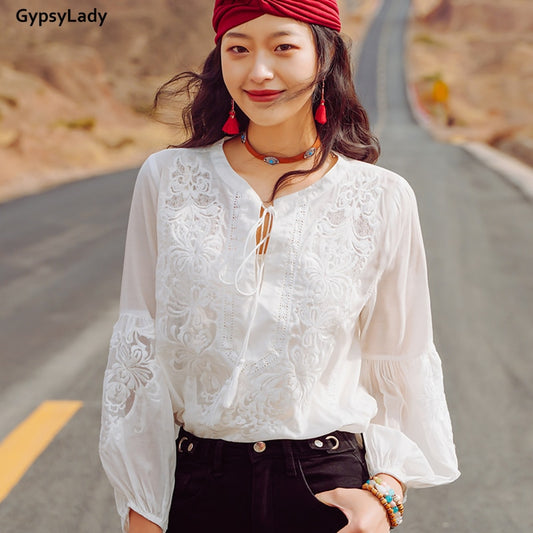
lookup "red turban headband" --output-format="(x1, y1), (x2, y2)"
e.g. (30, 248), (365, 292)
(212, 0), (341, 43)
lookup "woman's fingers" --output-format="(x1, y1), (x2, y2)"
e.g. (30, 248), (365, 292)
(315, 489), (342, 507)
(314, 488), (390, 533)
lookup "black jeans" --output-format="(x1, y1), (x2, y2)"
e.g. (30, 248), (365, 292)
(167, 428), (369, 533)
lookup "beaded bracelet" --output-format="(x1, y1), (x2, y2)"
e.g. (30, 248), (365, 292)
(362, 476), (404, 528)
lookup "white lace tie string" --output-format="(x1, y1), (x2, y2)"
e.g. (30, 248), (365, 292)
(221, 283), (261, 408)
(219, 204), (275, 296)
(218, 204), (275, 409)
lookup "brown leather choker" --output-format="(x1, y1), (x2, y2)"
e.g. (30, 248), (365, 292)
(241, 132), (321, 165)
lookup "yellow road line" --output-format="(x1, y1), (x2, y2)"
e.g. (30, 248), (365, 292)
(0, 400), (83, 503)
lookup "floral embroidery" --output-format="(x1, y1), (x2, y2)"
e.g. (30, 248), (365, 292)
(150, 150), (391, 436)
(101, 313), (158, 440)
(283, 170), (384, 406)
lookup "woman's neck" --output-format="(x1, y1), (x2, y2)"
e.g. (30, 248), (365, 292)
(246, 116), (318, 158)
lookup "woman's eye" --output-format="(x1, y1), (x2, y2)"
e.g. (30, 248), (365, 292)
(275, 44), (294, 52)
(230, 45), (248, 54)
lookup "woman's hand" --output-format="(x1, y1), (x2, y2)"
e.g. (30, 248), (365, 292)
(315, 474), (403, 533)
(129, 509), (162, 533)
(315, 487), (390, 533)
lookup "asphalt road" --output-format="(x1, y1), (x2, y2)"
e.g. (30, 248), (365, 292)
(0, 170), (131, 532)
(357, 1), (533, 531)
(1, 0), (532, 531)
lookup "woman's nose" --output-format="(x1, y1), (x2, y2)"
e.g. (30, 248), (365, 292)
(249, 53), (274, 83)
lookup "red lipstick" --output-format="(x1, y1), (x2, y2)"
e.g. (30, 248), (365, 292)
(245, 90), (283, 102)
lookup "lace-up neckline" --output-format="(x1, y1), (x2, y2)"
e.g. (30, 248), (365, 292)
(256, 205), (273, 254)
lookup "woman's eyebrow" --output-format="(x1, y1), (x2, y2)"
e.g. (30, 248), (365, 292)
(225, 31), (250, 39)
(270, 30), (298, 37)
(224, 30), (299, 39)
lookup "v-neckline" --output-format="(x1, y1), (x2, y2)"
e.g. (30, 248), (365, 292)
(212, 138), (342, 207)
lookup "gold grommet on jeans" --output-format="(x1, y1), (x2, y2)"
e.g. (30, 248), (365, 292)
(325, 435), (340, 450)
(178, 436), (189, 453)
(253, 441), (267, 453)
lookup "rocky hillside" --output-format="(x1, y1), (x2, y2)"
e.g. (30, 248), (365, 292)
(0, 0), (214, 202)
(0, 0), (376, 203)
(408, 0), (533, 166)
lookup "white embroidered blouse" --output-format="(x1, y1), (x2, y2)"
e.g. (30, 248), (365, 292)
(99, 139), (459, 532)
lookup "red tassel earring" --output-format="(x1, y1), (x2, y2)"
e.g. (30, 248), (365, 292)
(222, 99), (240, 135)
(314, 80), (327, 125)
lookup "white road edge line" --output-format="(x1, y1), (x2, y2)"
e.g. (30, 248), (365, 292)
(403, 3), (533, 201)
(461, 142), (533, 200)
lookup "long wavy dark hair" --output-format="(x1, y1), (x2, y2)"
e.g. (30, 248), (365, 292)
(154, 25), (380, 202)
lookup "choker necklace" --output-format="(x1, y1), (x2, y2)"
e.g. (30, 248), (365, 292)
(241, 132), (321, 166)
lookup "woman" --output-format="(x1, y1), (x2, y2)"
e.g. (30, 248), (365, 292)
(99, 1), (460, 532)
